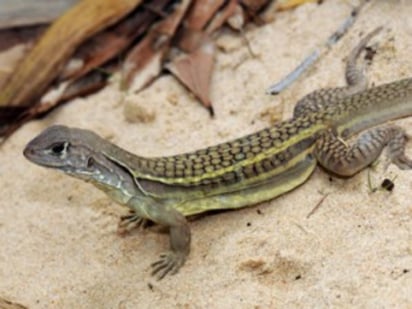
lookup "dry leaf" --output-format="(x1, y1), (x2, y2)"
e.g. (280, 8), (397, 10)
(0, 0), (143, 109)
(206, 0), (238, 34)
(0, 66), (114, 140)
(241, 0), (272, 13)
(56, 68), (113, 103)
(177, 0), (225, 52)
(166, 40), (216, 116)
(276, 0), (318, 11)
(240, 0), (273, 25)
(122, 0), (192, 90)
(185, 0), (226, 30)
(0, 26), (45, 53)
(0, 45), (28, 90)
(227, 4), (247, 30)
(0, 0), (274, 142)
(60, 0), (171, 81)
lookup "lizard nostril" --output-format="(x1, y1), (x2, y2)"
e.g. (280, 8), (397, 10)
(23, 146), (34, 158)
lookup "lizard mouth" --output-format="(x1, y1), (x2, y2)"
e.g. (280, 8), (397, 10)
(23, 141), (60, 168)
(23, 143), (37, 161)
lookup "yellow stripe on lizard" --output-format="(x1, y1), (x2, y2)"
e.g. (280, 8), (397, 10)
(23, 28), (412, 279)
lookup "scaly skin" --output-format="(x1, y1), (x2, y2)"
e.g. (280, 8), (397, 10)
(23, 29), (412, 279)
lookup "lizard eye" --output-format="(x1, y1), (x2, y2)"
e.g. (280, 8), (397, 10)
(50, 142), (68, 155)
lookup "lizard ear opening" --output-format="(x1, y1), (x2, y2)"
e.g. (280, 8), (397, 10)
(87, 157), (95, 168)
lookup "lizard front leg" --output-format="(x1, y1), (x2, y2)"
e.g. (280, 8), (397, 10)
(117, 210), (150, 235)
(127, 197), (191, 280)
(315, 126), (412, 176)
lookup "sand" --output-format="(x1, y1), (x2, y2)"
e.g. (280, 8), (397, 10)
(0, 1), (411, 308)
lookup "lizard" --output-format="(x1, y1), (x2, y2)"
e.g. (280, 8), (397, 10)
(23, 28), (412, 279)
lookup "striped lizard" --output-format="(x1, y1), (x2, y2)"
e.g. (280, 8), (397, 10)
(23, 28), (412, 279)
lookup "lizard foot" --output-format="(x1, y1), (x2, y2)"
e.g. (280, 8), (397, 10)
(117, 210), (149, 235)
(387, 128), (412, 170)
(151, 251), (186, 280)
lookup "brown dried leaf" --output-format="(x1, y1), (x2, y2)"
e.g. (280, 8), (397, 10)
(177, 0), (226, 52)
(0, 26), (45, 53)
(0, 27), (45, 93)
(227, 4), (246, 31)
(60, 0), (171, 81)
(206, 0), (238, 34)
(166, 40), (216, 116)
(185, 0), (226, 30)
(122, 0), (192, 90)
(57, 69), (113, 103)
(43, 62), (117, 113)
(177, 28), (209, 53)
(0, 0), (143, 108)
(276, 0), (318, 11)
(0, 64), (114, 140)
(0, 106), (26, 122)
(241, 0), (272, 13)
(0, 45), (28, 91)
(240, 0), (273, 25)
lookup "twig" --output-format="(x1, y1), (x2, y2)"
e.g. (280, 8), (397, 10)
(306, 193), (329, 219)
(266, 0), (369, 95)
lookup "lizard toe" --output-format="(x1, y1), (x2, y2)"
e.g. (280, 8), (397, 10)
(151, 251), (185, 280)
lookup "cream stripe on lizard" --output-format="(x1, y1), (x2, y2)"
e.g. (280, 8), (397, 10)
(23, 28), (412, 279)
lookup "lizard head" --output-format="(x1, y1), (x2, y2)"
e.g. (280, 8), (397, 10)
(23, 125), (104, 180)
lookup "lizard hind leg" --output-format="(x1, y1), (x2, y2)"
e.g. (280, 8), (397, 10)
(385, 127), (412, 170)
(344, 26), (383, 92)
(315, 126), (412, 177)
(293, 27), (382, 118)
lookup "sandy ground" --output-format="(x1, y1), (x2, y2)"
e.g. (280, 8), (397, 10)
(1, 1), (412, 308)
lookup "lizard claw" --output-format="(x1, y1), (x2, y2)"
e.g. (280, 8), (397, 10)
(117, 211), (149, 235)
(151, 251), (185, 280)
(387, 128), (412, 170)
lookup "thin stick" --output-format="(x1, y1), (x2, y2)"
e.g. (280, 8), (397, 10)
(266, 0), (369, 95)
(306, 193), (329, 219)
